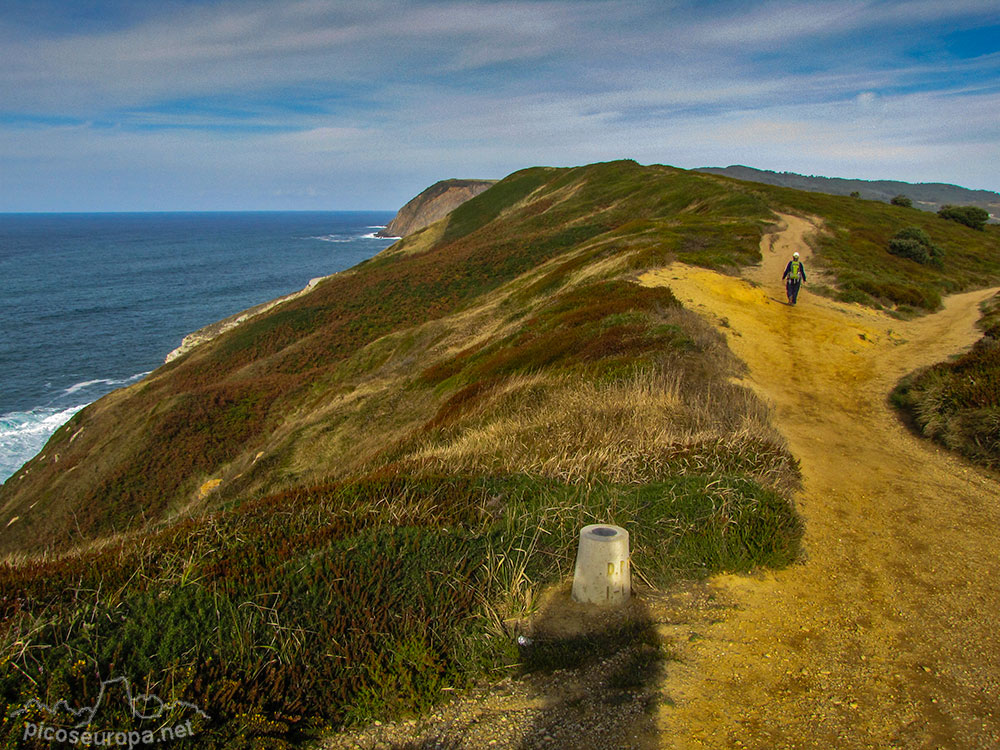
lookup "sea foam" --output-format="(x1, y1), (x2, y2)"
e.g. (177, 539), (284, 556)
(309, 235), (355, 243)
(0, 372), (150, 484)
(62, 378), (120, 397)
(310, 231), (397, 242)
(0, 405), (87, 483)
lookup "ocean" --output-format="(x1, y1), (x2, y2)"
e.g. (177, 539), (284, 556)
(0, 211), (397, 483)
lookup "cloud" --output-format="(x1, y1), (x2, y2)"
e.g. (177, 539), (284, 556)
(1, 0), (998, 209)
(0, 1), (613, 114)
(679, 0), (997, 48)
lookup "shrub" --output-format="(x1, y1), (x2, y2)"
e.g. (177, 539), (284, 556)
(888, 226), (944, 266)
(892, 293), (1000, 469)
(888, 238), (931, 264)
(938, 205), (989, 231)
(890, 194), (912, 208)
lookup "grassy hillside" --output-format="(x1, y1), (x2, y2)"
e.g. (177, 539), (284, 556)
(2, 159), (998, 747)
(0, 160), (779, 553)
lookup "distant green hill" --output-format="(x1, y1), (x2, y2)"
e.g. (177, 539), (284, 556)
(698, 165), (1000, 218)
(2, 159), (999, 747)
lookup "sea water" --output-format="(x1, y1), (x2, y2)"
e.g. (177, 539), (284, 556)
(0, 211), (397, 483)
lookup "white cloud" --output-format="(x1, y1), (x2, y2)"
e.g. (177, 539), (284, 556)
(0, 1), (615, 114)
(1, 0), (998, 209)
(681, 0), (998, 49)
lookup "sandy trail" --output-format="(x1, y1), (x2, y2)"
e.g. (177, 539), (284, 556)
(639, 215), (1000, 749)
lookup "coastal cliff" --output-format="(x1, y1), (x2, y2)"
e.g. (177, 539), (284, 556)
(377, 178), (496, 237)
(5, 161), (1000, 555)
(160, 179), (496, 363)
(160, 179), (494, 365)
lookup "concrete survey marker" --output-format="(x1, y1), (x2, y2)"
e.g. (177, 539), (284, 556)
(571, 524), (631, 605)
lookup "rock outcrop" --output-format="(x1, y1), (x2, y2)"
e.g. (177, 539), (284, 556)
(377, 179), (496, 238)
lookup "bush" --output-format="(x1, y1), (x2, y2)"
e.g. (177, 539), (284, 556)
(890, 194), (912, 208)
(938, 205), (989, 231)
(888, 226), (944, 266)
(891, 293), (1000, 469)
(888, 238), (930, 264)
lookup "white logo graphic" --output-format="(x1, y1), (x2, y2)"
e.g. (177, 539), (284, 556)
(9, 676), (210, 746)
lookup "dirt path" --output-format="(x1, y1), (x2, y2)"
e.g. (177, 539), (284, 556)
(639, 214), (1000, 749)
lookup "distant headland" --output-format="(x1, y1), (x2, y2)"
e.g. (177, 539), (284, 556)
(376, 178), (497, 238)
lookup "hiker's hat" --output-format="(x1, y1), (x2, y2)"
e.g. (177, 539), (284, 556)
(793, 252), (799, 258)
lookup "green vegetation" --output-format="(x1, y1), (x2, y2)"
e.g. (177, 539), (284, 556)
(891, 194), (913, 208)
(938, 205), (990, 231)
(891, 292), (1000, 469)
(699, 174), (1000, 311)
(888, 226), (944, 267)
(0, 160), (779, 553)
(0, 160), (805, 748)
(0, 472), (800, 748)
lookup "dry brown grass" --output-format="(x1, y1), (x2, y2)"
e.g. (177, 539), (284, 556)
(198, 238), (797, 504)
(409, 367), (796, 492)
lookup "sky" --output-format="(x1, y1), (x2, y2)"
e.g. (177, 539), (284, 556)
(1, 0), (998, 212)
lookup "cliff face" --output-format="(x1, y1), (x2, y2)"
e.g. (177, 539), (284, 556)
(377, 178), (497, 237)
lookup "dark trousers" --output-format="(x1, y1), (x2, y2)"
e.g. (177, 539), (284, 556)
(786, 279), (801, 304)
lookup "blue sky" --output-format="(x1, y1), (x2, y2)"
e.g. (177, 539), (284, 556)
(1, 0), (998, 211)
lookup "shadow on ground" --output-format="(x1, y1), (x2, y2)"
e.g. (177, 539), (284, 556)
(510, 585), (666, 750)
(395, 583), (668, 749)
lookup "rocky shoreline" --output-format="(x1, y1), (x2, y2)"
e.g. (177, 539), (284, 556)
(164, 274), (329, 363)
(166, 180), (497, 364)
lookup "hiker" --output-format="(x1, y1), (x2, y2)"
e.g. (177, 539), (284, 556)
(782, 252), (806, 305)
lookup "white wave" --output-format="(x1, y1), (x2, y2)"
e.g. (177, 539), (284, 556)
(62, 372), (150, 397)
(310, 232), (397, 242)
(62, 378), (115, 396)
(309, 235), (354, 243)
(0, 404), (87, 483)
